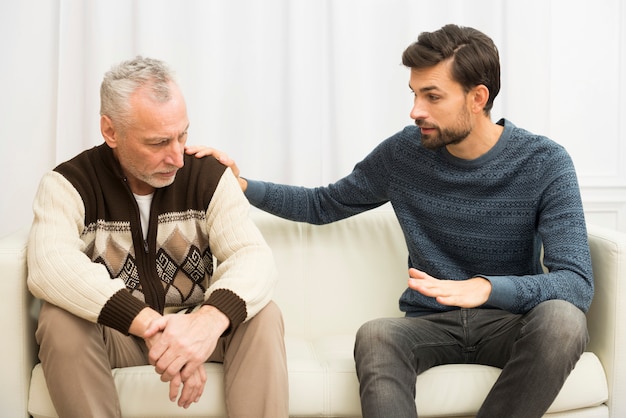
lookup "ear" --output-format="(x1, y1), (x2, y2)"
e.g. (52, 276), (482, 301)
(470, 84), (490, 114)
(100, 115), (119, 148)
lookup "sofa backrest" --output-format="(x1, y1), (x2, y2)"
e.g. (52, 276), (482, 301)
(251, 208), (409, 339)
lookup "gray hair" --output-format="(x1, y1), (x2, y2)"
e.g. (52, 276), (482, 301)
(100, 56), (176, 132)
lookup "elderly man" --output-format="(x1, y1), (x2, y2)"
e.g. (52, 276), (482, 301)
(27, 56), (288, 418)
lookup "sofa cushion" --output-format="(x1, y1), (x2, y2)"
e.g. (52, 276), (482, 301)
(28, 211), (611, 417)
(29, 362), (227, 418)
(29, 333), (607, 418)
(286, 335), (608, 417)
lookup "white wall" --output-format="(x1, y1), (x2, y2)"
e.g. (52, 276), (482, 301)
(1, 0), (624, 238)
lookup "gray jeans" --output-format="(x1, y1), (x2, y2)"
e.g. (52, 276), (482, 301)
(354, 300), (588, 418)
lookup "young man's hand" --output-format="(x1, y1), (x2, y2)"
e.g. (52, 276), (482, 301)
(408, 268), (492, 308)
(185, 145), (247, 191)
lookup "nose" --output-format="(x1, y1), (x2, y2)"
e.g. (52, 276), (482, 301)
(165, 140), (185, 168)
(410, 97), (428, 121)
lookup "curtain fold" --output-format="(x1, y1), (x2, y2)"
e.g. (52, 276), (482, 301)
(1, 0), (624, 237)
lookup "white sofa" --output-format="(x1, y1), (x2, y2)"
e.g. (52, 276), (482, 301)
(2, 209), (625, 417)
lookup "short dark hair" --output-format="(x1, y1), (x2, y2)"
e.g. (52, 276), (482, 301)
(402, 24), (501, 115)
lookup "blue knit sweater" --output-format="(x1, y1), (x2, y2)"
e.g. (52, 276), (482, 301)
(245, 119), (594, 316)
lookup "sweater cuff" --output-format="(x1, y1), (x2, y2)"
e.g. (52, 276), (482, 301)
(481, 275), (517, 310)
(98, 289), (149, 335)
(243, 179), (267, 206)
(203, 288), (247, 331)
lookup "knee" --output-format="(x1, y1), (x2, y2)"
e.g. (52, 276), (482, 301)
(246, 301), (285, 338)
(259, 300), (283, 320)
(355, 318), (397, 359)
(533, 300), (587, 334)
(36, 302), (101, 357)
(257, 301), (283, 324)
(356, 319), (385, 345)
(525, 300), (588, 352)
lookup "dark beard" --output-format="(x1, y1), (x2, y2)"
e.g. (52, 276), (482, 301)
(420, 126), (471, 150)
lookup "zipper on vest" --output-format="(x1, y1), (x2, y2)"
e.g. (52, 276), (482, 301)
(125, 178), (164, 313)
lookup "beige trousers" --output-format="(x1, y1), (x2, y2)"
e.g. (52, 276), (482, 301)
(35, 301), (289, 418)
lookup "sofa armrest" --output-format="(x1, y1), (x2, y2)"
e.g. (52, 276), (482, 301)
(0, 227), (37, 418)
(586, 224), (626, 417)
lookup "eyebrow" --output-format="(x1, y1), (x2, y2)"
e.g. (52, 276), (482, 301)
(144, 123), (190, 143)
(408, 83), (441, 93)
(179, 123), (190, 138)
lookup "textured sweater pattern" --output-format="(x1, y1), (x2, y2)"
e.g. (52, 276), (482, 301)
(246, 119), (593, 316)
(28, 144), (276, 334)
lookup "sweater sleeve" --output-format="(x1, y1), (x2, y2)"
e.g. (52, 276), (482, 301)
(203, 168), (277, 326)
(27, 171), (146, 325)
(244, 138), (396, 224)
(483, 149), (594, 313)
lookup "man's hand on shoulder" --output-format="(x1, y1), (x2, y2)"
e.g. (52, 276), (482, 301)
(408, 268), (492, 308)
(184, 145), (247, 191)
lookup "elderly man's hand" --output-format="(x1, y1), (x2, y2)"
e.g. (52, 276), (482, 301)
(143, 305), (230, 407)
(167, 363), (207, 408)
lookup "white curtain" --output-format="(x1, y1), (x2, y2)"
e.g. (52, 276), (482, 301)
(1, 0), (625, 237)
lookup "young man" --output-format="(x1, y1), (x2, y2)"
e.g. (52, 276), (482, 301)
(27, 56), (288, 418)
(189, 24), (593, 418)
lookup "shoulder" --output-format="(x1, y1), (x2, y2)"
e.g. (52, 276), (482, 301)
(54, 144), (110, 181)
(162, 155), (230, 212)
(393, 125), (421, 147)
(178, 154), (227, 191)
(503, 120), (573, 167)
(369, 125), (423, 158)
(505, 120), (567, 153)
(38, 170), (83, 200)
(182, 154), (227, 175)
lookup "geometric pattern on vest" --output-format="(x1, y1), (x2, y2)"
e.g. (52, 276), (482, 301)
(156, 225), (213, 306)
(93, 252), (140, 291)
(89, 229), (141, 291)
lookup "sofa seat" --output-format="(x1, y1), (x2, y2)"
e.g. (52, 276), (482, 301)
(2, 209), (625, 417)
(27, 335), (608, 418)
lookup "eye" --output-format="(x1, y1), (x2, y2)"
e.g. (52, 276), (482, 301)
(151, 139), (169, 147)
(428, 94), (440, 102)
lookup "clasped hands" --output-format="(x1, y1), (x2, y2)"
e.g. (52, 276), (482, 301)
(408, 268), (492, 308)
(134, 305), (229, 409)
